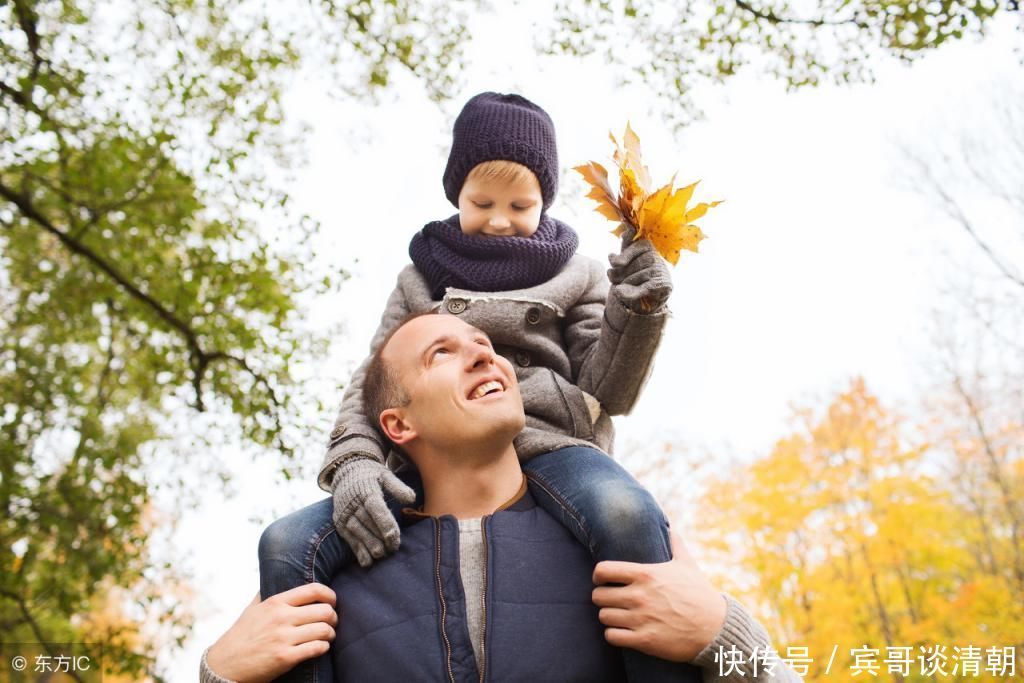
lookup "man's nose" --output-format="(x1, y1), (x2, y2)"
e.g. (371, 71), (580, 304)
(466, 342), (495, 370)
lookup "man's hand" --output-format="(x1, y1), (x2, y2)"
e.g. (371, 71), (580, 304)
(332, 456), (417, 567)
(607, 226), (673, 313)
(592, 531), (727, 662)
(205, 584), (338, 683)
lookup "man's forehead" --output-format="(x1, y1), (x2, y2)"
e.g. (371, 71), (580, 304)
(382, 315), (487, 363)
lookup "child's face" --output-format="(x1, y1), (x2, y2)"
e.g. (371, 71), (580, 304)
(457, 169), (543, 237)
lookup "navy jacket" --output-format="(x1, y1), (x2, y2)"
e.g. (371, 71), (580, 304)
(329, 486), (627, 682)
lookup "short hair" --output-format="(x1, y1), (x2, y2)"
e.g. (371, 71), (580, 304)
(362, 311), (438, 432)
(466, 159), (538, 188)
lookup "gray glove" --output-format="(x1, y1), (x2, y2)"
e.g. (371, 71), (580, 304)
(331, 456), (417, 568)
(607, 227), (673, 312)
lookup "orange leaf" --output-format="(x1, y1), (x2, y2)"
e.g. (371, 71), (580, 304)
(576, 124), (723, 265)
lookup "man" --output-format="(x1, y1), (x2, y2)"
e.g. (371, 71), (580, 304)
(201, 313), (800, 682)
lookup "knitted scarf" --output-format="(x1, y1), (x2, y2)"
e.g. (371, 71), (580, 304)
(409, 213), (579, 300)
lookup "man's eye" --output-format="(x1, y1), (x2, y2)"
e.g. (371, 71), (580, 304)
(512, 205), (530, 211)
(432, 347), (450, 357)
(473, 202), (493, 209)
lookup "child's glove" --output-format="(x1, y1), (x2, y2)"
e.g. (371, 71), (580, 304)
(331, 455), (417, 568)
(607, 226), (673, 312)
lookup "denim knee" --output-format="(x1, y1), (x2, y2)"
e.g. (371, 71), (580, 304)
(258, 499), (334, 563)
(258, 515), (307, 563)
(582, 481), (670, 563)
(588, 481), (665, 537)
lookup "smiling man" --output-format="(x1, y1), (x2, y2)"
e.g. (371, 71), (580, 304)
(201, 312), (801, 682)
(328, 311), (634, 682)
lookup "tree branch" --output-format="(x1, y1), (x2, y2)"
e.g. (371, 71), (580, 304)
(949, 371), (1024, 591)
(904, 147), (1024, 290)
(956, 131), (1024, 220)
(0, 181), (201, 346)
(2, 181), (292, 435)
(66, 154), (175, 241)
(0, 589), (86, 683)
(0, 180), (214, 406)
(12, 0), (44, 81)
(96, 299), (117, 408)
(733, 0), (865, 27)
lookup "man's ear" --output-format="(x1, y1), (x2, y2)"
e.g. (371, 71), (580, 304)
(379, 408), (417, 446)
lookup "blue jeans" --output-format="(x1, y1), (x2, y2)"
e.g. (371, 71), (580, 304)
(258, 449), (700, 682)
(257, 468), (422, 683)
(524, 446), (702, 683)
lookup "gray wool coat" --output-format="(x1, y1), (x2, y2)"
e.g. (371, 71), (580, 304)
(317, 253), (669, 491)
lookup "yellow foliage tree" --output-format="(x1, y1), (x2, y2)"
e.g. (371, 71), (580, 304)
(698, 378), (1023, 682)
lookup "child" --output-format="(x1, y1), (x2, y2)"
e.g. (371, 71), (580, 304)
(258, 92), (697, 682)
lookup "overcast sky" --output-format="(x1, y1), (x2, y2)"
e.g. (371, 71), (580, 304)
(172, 9), (1022, 681)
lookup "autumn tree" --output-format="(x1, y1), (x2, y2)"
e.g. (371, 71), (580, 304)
(0, 0), (472, 678)
(699, 379), (1022, 681)
(897, 67), (1024, 666)
(543, 0), (1014, 128)
(2, 0), (1017, 678)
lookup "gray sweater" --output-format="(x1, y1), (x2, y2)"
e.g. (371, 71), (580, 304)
(318, 254), (669, 490)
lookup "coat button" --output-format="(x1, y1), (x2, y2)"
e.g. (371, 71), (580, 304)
(329, 425), (346, 440)
(446, 298), (467, 314)
(525, 307), (541, 325)
(515, 351), (531, 367)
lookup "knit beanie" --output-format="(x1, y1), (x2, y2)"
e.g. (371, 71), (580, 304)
(442, 92), (559, 211)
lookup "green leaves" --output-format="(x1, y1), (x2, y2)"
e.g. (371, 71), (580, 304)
(0, 0), (477, 677)
(543, 0), (1006, 130)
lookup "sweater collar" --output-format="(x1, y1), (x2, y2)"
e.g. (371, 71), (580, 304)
(402, 473), (529, 521)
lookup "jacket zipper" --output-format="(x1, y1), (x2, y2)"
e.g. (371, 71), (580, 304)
(478, 515), (489, 683)
(435, 518), (456, 683)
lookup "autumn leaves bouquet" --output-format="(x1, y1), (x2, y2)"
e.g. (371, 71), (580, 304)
(574, 124), (722, 267)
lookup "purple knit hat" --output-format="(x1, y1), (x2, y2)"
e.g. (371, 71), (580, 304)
(442, 92), (559, 211)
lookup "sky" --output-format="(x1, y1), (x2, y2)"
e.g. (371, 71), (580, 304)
(170, 8), (1022, 681)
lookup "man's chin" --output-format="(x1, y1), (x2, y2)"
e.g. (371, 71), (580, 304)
(458, 414), (524, 452)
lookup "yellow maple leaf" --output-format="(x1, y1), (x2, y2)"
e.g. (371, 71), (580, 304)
(573, 123), (723, 265)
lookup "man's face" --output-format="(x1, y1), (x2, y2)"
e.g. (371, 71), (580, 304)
(457, 166), (543, 237)
(380, 314), (525, 453)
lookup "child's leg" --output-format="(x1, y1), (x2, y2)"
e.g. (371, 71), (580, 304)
(523, 445), (670, 563)
(256, 467), (422, 683)
(256, 497), (340, 683)
(259, 467), (423, 597)
(258, 497), (348, 600)
(524, 445), (702, 683)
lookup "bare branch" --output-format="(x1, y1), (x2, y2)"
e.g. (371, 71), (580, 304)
(733, 0), (866, 27)
(903, 147), (1024, 290)
(949, 371), (1024, 590)
(956, 130), (1024, 218)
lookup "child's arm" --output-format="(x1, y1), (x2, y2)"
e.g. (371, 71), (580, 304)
(316, 271), (418, 566)
(566, 234), (673, 416)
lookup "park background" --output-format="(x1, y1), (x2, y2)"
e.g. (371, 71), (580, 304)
(2, 0), (1022, 680)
